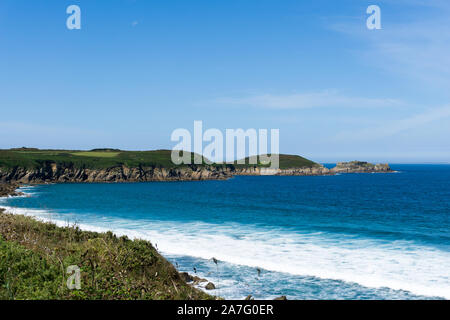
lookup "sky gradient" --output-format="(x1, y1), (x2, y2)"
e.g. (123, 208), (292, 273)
(1, 0), (449, 163)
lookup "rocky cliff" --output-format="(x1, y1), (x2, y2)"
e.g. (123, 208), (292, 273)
(0, 183), (21, 197)
(0, 163), (232, 184)
(0, 161), (391, 184)
(231, 161), (391, 176)
(231, 164), (331, 176)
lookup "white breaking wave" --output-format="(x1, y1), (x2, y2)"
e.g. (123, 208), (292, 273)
(1, 204), (449, 299)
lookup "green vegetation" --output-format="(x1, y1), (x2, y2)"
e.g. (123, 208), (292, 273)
(0, 210), (213, 300)
(0, 149), (190, 170)
(70, 151), (122, 158)
(0, 148), (319, 170)
(278, 154), (318, 169)
(233, 154), (319, 169)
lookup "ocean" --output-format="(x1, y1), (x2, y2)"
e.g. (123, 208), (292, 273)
(1, 164), (449, 300)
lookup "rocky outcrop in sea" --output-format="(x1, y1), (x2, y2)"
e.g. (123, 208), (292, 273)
(330, 161), (391, 174)
(0, 183), (21, 197)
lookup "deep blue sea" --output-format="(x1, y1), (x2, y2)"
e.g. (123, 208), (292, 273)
(1, 164), (449, 299)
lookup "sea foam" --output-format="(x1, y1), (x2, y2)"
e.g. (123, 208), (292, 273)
(1, 203), (449, 299)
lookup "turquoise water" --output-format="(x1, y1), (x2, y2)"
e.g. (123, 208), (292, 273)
(1, 164), (449, 299)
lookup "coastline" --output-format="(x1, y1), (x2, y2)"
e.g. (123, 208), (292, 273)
(2, 177), (448, 300)
(0, 160), (396, 300)
(0, 183), (22, 197)
(0, 161), (392, 184)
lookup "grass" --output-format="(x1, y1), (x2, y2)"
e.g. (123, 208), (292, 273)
(0, 148), (319, 171)
(70, 152), (122, 158)
(0, 210), (213, 300)
(233, 154), (319, 169)
(278, 154), (319, 169)
(0, 149), (192, 170)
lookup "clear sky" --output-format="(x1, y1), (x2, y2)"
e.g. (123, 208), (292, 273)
(1, 0), (449, 163)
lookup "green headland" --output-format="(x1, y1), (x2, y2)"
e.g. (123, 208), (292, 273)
(0, 148), (319, 170)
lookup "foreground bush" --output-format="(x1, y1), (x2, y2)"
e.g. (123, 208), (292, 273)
(0, 210), (212, 300)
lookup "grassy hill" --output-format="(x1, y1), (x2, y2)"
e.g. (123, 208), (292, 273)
(233, 154), (319, 169)
(0, 148), (319, 170)
(0, 210), (213, 300)
(0, 149), (193, 170)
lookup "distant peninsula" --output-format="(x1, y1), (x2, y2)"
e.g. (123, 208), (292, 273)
(0, 148), (391, 184)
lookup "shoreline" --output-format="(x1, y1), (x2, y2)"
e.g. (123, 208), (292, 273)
(0, 161), (392, 184)
(1, 197), (444, 300)
(0, 183), (22, 197)
(1, 182), (447, 300)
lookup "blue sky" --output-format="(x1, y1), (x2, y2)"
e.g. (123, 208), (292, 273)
(1, 0), (449, 163)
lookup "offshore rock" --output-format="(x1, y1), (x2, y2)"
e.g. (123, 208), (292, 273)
(0, 183), (21, 197)
(205, 282), (216, 290)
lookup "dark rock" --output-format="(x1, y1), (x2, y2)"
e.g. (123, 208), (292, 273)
(245, 295), (254, 300)
(0, 183), (20, 197)
(179, 272), (194, 283)
(205, 282), (216, 290)
(273, 296), (287, 300)
(0, 164), (232, 183)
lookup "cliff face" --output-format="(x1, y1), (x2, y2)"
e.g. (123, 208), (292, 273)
(330, 161), (391, 174)
(0, 161), (392, 184)
(0, 163), (232, 183)
(231, 161), (391, 176)
(231, 165), (331, 176)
